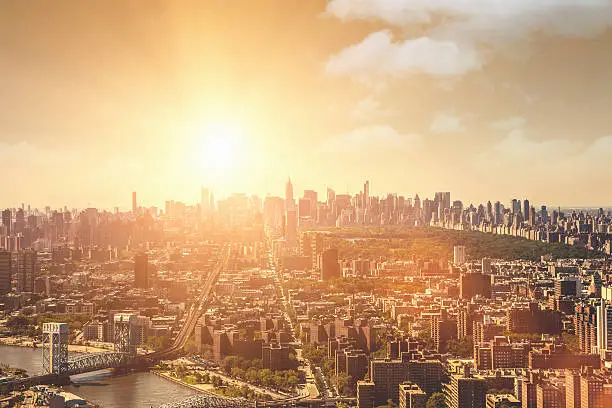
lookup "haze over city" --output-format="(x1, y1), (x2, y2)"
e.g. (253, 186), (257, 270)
(3, 1), (612, 207)
(3, 3), (612, 408)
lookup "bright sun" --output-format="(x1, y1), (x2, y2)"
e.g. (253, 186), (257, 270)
(194, 122), (246, 175)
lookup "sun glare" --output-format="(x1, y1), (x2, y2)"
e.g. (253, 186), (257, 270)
(193, 122), (246, 175)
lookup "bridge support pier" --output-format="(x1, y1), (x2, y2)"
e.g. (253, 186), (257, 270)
(42, 323), (69, 374)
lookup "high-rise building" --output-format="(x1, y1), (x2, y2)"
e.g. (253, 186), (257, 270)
(580, 372), (604, 408)
(285, 209), (298, 247)
(457, 304), (475, 340)
(132, 191), (137, 214)
(399, 382), (427, 408)
(432, 313), (457, 353)
(541, 205), (548, 224)
(574, 305), (598, 354)
(444, 366), (487, 408)
(460, 271), (492, 299)
(596, 300), (612, 352)
(304, 190), (318, 218)
(320, 248), (340, 281)
(523, 199), (530, 220)
(511, 199), (520, 214)
(555, 277), (581, 297)
(285, 178), (294, 211)
(14, 209), (25, 234)
(364, 180), (370, 209)
(536, 380), (565, 408)
(454, 245), (466, 265)
(566, 369), (581, 408)
(298, 198), (312, 218)
(16, 249), (38, 293)
(357, 381), (376, 408)
(435, 192), (451, 210)
(201, 188), (213, 218)
(0, 250), (11, 295)
(2, 209), (11, 236)
(134, 253), (149, 289)
(482, 258), (492, 274)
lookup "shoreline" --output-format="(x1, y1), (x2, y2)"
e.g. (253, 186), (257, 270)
(151, 370), (216, 395)
(0, 337), (110, 354)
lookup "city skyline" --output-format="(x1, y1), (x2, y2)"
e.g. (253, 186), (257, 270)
(2, 181), (612, 213)
(3, 2), (612, 407)
(4, 2), (612, 207)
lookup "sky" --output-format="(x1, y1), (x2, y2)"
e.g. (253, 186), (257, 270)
(3, 1), (612, 209)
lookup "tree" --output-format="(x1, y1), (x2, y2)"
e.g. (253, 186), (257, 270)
(426, 392), (447, 408)
(447, 338), (473, 358)
(6, 315), (31, 335)
(376, 398), (398, 408)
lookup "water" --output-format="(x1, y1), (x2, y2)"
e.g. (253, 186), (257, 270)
(0, 345), (196, 407)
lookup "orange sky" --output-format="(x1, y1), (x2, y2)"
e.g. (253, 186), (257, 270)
(3, 1), (612, 208)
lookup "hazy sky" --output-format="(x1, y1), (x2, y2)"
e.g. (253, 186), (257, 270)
(3, 1), (612, 209)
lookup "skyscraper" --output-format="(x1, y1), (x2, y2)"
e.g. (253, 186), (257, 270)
(134, 253), (149, 289)
(320, 248), (340, 281)
(453, 246), (466, 265)
(16, 249), (38, 293)
(541, 205), (548, 224)
(132, 191), (137, 214)
(285, 178), (294, 211)
(523, 199), (530, 221)
(511, 199), (520, 214)
(285, 209), (298, 247)
(2, 209), (11, 236)
(363, 180), (370, 209)
(596, 300), (612, 352)
(304, 190), (318, 219)
(0, 250), (11, 296)
(201, 187), (212, 218)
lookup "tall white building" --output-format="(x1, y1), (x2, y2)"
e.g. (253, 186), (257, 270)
(453, 246), (466, 265)
(596, 300), (612, 352)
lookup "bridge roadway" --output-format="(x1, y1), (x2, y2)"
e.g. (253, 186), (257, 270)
(0, 244), (230, 396)
(157, 393), (357, 408)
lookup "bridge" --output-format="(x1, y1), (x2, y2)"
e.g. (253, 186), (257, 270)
(157, 394), (357, 408)
(0, 244), (229, 395)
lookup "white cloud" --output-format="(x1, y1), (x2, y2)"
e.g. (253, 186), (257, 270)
(326, 1), (612, 78)
(492, 129), (579, 159)
(350, 96), (396, 121)
(430, 112), (466, 133)
(322, 125), (421, 152)
(326, 30), (482, 78)
(325, 0), (431, 26)
(326, 0), (612, 41)
(491, 116), (527, 131)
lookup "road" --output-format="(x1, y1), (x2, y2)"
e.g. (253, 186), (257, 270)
(266, 244), (322, 401)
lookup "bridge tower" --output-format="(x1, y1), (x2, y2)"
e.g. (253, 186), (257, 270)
(113, 313), (138, 356)
(42, 322), (69, 374)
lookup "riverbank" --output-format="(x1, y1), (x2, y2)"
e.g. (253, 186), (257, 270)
(153, 367), (296, 403)
(0, 336), (108, 354)
(0, 344), (197, 407)
(152, 370), (216, 394)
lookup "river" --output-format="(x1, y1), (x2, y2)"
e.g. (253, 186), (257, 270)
(0, 345), (196, 407)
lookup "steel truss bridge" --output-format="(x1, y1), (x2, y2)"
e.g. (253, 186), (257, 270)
(61, 352), (132, 376)
(158, 395), (249, 408)
(157, 394), (312, 408)
(2, 244), (303, 408)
